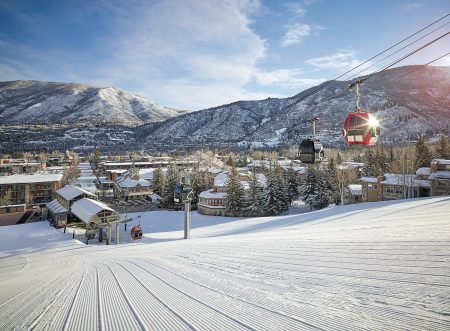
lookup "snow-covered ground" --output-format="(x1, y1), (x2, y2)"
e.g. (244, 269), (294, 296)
(1, 197), (450, 330)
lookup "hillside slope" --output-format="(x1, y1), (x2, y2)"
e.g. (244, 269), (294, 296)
(1, 197), (449, 330)
(0, 80), (183, 126)
(136, 65), (450, 146)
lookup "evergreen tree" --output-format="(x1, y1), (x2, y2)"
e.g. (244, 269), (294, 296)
(248, 167), (264, 216)
(415, 135), (433, 168)
(264, 164), (281, 215)
(153, 166), (166, 196)
(301, 166), (331, 210)
(275, 165), (289, 212)
(162, 163), (179, 208)
(362, 150), (375, 176)
(192, 170), (210, 204)
(301, 166), (317, 210)
(224, 163), (245, 215)
(435, 135), (449, 159)
(286, 165), (300, 204)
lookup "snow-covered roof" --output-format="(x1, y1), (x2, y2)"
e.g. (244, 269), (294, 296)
(117, 177), (151, 188)
(416, 167), (431, 176)
(431, 159), (450, 165)
(214, 173), (229, 187)
(429, 170), (450, 180)
(208, 167), (224, 174)
(56, 185), (96, 201)
(360, 176), (378, 183)
(71, 198), (115, 224)
(47, 199), (67, 214)
(381, 174), (430, 188)
(0, 173), (63, 185)
(348, 184), (362, 196)
(106, 169), (128, 174)
(199, 189), (227, 199)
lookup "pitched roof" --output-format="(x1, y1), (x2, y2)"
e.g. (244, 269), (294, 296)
(71, 198), (115, 224)
(56, 185), (96, 201)
(348, 184), (362, 195)
(47, 199), (68, 214)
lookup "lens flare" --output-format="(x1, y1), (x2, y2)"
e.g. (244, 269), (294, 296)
(367, 115), (379, 127)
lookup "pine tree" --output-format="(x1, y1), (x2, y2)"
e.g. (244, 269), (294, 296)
(224, 163), (245, 215)
(415, 135), (433, 168)
(264, 164), (280, 215)
(435, 135), (449, 159)
(301, 166), (331, 210)
(248, 167), (264, 216)
(153, 166), (166, 196)
(162, 163), (179, 208)
(301, 166), (317, 210)
(286, 165), (300, 204)
(275, 165), (289, 212)
(192, 170), (210, 204)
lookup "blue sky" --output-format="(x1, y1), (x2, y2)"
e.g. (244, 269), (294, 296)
(0, 0), (448, 110)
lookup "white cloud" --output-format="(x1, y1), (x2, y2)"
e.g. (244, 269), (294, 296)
(93, 0), (269, 109)
(285, 2), (306, 17)
(255, 68), (325, 88)
(281, 23), (312, 46)
(306, 50), (368, 71)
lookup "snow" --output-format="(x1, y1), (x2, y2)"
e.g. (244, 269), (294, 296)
(1, 197), (450, 330)
(71, 198), (114, 224)
(416, 167), (431, 176)
(199, 189), (226, 199)
(431, 170), (450, 179)
(47, 199), (68, 214)
(214, 172), (229, 187)
(56, 185), (96, 200)
(360, 176), (378, 183)
(0, 173), (63, 184)
(348, 184), (362, 195)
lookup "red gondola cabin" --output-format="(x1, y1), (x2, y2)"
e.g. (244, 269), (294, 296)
(342, 110), (380, 146)
(130, 226), (143, 241)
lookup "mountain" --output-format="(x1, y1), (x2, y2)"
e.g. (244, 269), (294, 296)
(136, 65), (450, 147)
(0, 80), (183, 126)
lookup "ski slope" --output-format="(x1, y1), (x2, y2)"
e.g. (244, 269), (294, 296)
(1, 197), (450, 330)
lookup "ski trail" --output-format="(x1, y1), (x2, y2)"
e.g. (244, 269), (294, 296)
(112, 261), (196, 331)
(137, 258), (329, 331)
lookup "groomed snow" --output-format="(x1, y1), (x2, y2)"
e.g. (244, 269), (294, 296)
(1, 197), (450, 330)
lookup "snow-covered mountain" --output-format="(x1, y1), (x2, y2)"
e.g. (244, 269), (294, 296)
(0, 80), (183, 126)
(136, 65), (450, 147)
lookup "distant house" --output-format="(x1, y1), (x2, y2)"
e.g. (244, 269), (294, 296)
(198, 172), (266, 216)
(348, 184), (362, 204)
(429, 159), (450, 196)
(0, 173), (63, 206)
(113, 168), (152, 201)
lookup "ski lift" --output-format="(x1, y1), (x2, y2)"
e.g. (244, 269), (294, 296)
(174, 172), (194, 204)
(130, 225), (143, 241)
(298, 117), (324, 164)
(343, 80), (380, 146)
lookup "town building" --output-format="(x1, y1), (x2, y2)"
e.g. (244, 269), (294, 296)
(47, 185), (97, 228)
(198, 171), (266, 216)
(0, 173), (63, 206)
(429, 159), (450, 196)
(113, 168), (152, 201)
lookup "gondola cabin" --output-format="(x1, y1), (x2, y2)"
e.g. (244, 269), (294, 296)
(342, 110), (380, 146)
(299, 139), (324, 164)
(130, 225), (143, 241)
